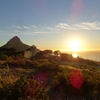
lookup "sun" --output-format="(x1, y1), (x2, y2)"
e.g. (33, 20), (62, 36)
(72, 54), (78, 58)
(69, 40), (80, 51)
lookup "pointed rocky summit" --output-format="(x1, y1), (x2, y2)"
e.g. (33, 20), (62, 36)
(1, 36), (30, 51)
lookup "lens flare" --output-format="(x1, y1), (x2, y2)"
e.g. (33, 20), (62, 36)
(70, 69), (84, 89)
(71, 0), (84, 17)
(34, 71), (48, 86)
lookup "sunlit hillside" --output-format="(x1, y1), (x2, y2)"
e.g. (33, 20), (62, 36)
(0, 47), (100, 100)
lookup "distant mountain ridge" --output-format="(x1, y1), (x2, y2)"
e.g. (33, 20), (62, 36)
(1, 36), (31, 51)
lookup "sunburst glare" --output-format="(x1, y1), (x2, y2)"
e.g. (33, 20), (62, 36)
(72, 53), (78, 58)
(69, 40), (80, 51)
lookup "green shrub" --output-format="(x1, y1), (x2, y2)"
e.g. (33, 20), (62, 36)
(25, 60), (39, 67)
(0, 54), (8, 60)
(37, 59), (50, 64)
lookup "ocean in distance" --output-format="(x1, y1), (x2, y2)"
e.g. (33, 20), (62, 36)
(64, 50), (100, 62)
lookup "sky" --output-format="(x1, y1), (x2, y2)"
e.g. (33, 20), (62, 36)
(0, 0), (100, 51)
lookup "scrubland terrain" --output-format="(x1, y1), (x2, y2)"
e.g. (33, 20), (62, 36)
(0, 52), (100, 100)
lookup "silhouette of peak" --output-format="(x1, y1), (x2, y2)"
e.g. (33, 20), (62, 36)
(13, 36), (18, 38)
(10, 36), (21, 42)
(1, 36), (30, 51)
(12, 36), (19, 39)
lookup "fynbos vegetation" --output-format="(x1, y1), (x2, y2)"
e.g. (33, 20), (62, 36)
(0, 48), (100, 100)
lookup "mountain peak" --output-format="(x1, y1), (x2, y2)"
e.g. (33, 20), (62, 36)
(10, 36), (20, 41)
(12, 36), (19, 39)
(1, 36), (30, 51)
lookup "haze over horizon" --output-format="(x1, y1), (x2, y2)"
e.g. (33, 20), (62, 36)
(0, 0), (100, 51)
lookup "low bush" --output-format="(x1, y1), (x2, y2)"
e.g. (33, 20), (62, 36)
(0, 54), (8, 60)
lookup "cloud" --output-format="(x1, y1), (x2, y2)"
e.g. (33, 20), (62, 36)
(0, 29), (54, 36)
(81, 21), (100, 30)
(12, 30), (21, 32)
(0, 30), (4, 32)
(30, 25), (37, 28)
(56, 21), (100, 30)
(12, 25), (22, 29)
(23, 26), (32, 29)
(46, 27), (59, 31)
(0, 29), (22, 36)
(56, 23), (71, 30)
(12, 25), (37, 30)
(3, 21), (100, 36)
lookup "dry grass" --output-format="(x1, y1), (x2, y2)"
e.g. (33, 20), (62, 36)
(0, 57), (100, 99)
(0, 59), (37, 90)
(0, 60), (6, 66)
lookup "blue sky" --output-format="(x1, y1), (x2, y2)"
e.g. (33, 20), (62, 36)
(0, 0), (100, 51)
